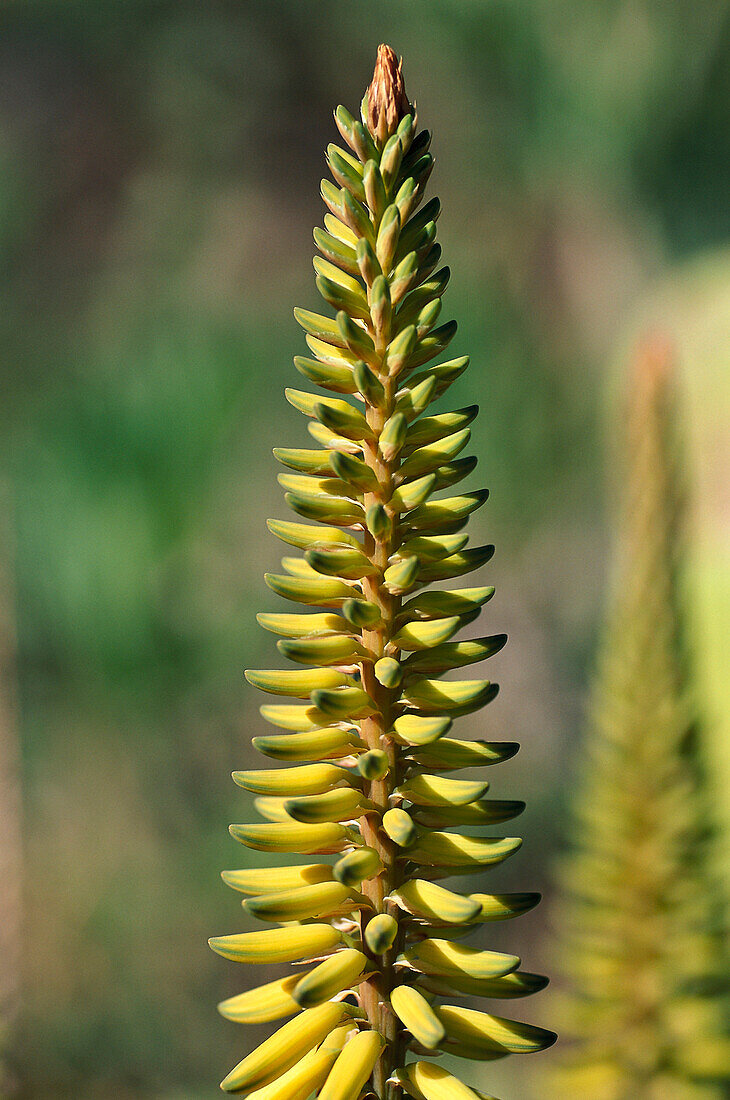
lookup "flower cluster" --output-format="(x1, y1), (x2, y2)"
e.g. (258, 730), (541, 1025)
(210, 44), (555, 1100)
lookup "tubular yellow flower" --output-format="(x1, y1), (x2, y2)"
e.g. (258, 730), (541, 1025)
(211, 43), (555, 1099)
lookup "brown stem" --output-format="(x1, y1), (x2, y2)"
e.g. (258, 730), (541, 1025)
(355, 310), (407, 1097)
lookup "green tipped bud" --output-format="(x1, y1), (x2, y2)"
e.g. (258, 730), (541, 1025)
(357, 749), (390, 780)
(363, 160), (387, 219)
(375, 204), (401, 271)
(379, 411), (407, 461)
(380, 134), (404, 191)
(218, 1002), (348, 1094)
(369, 275), (392, 335)
(385, 324), (417, 375)
(310, 687), (376, 721)
(329, 449), (380, 492)
(364, 913), (399, 954)
(293, 948), (369, 1008)
(356, 237), (382, 285)
(334, 104), (377, 163)
(333, 103), (357, 141)
(327, 145), (365, 202)
(410, 151), (434, 192)
(415, 297), (442, 338)
(342, 598), (382, 628)
(390, 472), (437, 513)
(209, 924), (342, 965)
(374, 656), (402, 688)
(402, 938), (519, 979)
(383, 807), (418, 848)
(383, 555), (420, 594)
(353, 361), (385, 406)
(391, 879), (482, 924)
(396, 376), (438, 422)
(320, 177), (344, 218)
(304, 397), (374, 442)
(398, 1063), (485, 1100)
(318, 1030), (385, 1100)
(334, 846), (383, 886)
(285, 787), (375, 824)
(340, 188), (372, 240)
(392, 714), (453, 745)
(389, 248), (419, 303)
(315, 274), (369, 321)
(394, 176), (419, 224)
(336, 310), (377, 363)
(391, 986), (445, 1050)
(243, 880), (358, 923)
(366, 502), (390, 537)
(397, 774), (489, 807)
(396, 111), (415, 150)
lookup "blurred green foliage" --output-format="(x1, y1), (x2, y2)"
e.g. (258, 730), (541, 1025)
(1, 1), (728, 1096)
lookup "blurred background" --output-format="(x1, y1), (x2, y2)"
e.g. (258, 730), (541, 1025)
(1, 1), (728, 1097)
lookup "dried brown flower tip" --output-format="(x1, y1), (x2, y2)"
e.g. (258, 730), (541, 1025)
(366, 44), (410, 146)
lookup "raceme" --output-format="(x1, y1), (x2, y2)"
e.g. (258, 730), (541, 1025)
(210, 44), (555, 1100)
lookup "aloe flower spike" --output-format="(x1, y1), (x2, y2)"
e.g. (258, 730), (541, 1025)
(210, 43), (555, 1099)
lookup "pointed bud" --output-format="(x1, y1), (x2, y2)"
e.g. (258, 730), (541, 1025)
(364, 913), (398, 954)
(366, 44), (411, 147)
(356, 237), (382, 286)
(369, 275), (392, 336)
(357, 749), (390, 780)
(363, 160), (387, 218)
(374, 657), (402, 688)
(379, 411), (407, 462)
(366, 502), (390, 537)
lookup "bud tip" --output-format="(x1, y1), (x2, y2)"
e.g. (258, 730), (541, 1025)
(366, 43), (411, 146)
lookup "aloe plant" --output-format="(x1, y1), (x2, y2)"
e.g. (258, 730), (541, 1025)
(550, 337), (730, 1098)
(209, 45), (555, 1099)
